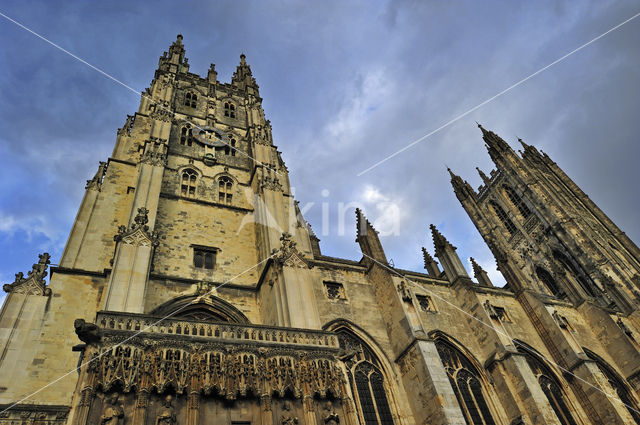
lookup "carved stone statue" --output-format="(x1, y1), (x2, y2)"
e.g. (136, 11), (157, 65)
(100, 393), (124, 425)
(156, 395), (177, 425)
(74, 319), (101, 344)
(280, 400), (298, 425)
(323, 401), (340, 425)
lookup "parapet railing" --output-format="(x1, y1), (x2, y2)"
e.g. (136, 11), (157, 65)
(95, 311), (340, 349)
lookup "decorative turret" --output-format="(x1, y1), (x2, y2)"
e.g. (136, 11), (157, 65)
(422, 247), (441, 277)
(430, 224), (469, 283)
(232, 53), (259, 94)
(207, 63), (218, 84)
(158, 34), (189, 73)
(448, 168), (476, 201)
(356, 208), (387, 266)
(477, 123), (518, 167)
(470, 257), (493, 287)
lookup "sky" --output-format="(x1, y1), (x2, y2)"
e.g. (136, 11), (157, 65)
(1, 1), (639, 304)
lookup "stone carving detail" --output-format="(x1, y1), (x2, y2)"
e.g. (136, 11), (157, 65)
(3, 252), (51, 295)
(0, 405), (69, 424)
(280, 400), (298, 425)
(261, 174), (283, 192)
(323, 401), (340, 425)
(552, 311), (572, 331)
(398, 281), (412, 302)
(99, 393), (124, 425)
(150, 103), (173, 122)
(272, 233), (309, 269)
(74, 318), (102, 344)
(80, 338), (345, 402)
(140, 139), (168, 166)
(114, 208), (159, 247)
(117, 114), (135, 136)
(86, 161), (108, 191)
(156, 395), (177, 425)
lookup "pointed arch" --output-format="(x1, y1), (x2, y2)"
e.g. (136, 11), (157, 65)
(514, 341), (578, 425)
(150, 295), (250, 324)
(323, 320), (398, 425)
(431, 331), (498, 425)
(535, 267), (562, 297)
(583, 348), (640, 424)
(552, 250), (598, 298)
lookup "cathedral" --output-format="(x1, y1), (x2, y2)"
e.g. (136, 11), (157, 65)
(2, 34), (640, 425)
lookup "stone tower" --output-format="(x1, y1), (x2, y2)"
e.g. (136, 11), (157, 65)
(2, 36), (640, 425)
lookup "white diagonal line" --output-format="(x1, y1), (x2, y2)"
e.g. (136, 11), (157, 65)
(357, 11), (640, 176)
(360, 251), (640, 416)
(0, 11), (280, 175)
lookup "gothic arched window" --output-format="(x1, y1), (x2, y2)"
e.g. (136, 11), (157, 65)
(218, 176), (233, 204)
(503, 185), (531, 219)
(435, 340), (497, 425)
(181, 169), (197, 197)
(336, 329), (395, 425)
(180, 124), (192, 146)
(584, 350), (640, 424)
(224, 102), (236, 118)
(185, 91), (197, 108)
(517, 343), (578, 425)
(225, 137), (237, 156)
(489, 201), (517, 236)
(536, 267), (562, 297)
(552, 251), (598, 298)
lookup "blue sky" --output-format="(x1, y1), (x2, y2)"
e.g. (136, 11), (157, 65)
(1, 1), (639, 302)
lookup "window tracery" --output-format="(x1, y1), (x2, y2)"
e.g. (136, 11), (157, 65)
(224, 102), (236, 118)
(489, 201), (517, 235)
(585, 350), (640, 424)
(435, 340), (496, 425)
(517, 344), (578, 425)
(503, 185), (532, 219)
(225, 136), (237, 156)
(218, 176), (233, 204)
(184, 91), (197, 108)
(181, 169), (197, 197)
(336, 329), (395, 425)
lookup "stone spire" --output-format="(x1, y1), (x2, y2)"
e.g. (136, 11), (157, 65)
(356, 208), (387, 266)
(476, 167), (491, 186)
(430, 224), (469, 283)
(448, 168), (476, 201)
(422, 247), (441, 277)
(470, 257), (493, 287)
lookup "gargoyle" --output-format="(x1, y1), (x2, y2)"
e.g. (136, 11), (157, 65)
(74, 318), (102, 344)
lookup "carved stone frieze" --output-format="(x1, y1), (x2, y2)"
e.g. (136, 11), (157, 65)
(114, 208), (159, 247)
(272, 233), (309, 269)
(2, 252), (51, 295)
(0, 404), (69, 424)
(140, 139), (168, 167)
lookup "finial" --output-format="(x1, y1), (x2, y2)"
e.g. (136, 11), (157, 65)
(476, 167), (491, 185)
(430, 224), (453, 250)
(176, 34), (183, 43)
(518, 137), (530, 149)
(470, 257), (493, 287)
(240, 53), (247, 65)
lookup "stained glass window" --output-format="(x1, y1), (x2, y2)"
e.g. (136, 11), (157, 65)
(435, 340), (496, 425)
(337, 329), (395, 425)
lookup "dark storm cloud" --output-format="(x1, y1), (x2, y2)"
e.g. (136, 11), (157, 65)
(1, 1), (639, 296)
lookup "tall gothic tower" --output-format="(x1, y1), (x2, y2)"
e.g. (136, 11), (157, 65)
(2, 36), (640, 425)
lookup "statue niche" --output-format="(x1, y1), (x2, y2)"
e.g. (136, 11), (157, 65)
(156, 395), (177, 425)
(100, 393), (124, 425)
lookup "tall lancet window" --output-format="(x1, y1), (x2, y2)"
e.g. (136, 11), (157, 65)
(536, 267), (562, 297)
(337, 329), (395, 425)
(489, 201), (517, 236)
(218, 176), (233, 205)
(517, 343), (578, 425)
(503, 185), (531, 219)
(435, 340), (497, 425)
(585, 350), (640, 424)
